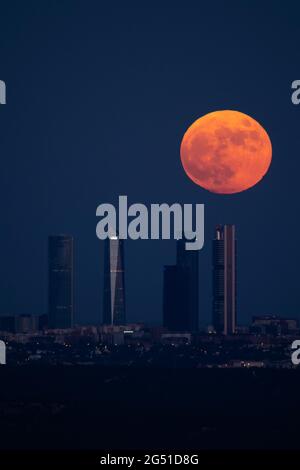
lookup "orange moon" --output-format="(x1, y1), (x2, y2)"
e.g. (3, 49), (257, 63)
(180, 110), (272, 194)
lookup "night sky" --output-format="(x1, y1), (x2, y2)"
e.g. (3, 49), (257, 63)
(0, 1), (299, 327)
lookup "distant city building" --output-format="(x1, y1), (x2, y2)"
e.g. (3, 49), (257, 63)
(101, 331), (125, 346)
(0, 314), (46, 334)
(212, 224), (237, 335)
(228, 360), (265, 369)
(38, 314), (48, 331)
(15, 314), (39, 334)
(163, 238), (199, 332)
(163, 265), (189, 331)
(251, 315), (299, 335)
(103, 236), (126, 325)
(236, 325), (249, 335)
(161, 333), (192, 345)
(48, 235), (74, 329)
(177, 238), (199, 331)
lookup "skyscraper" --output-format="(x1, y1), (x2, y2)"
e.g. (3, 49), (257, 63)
(103, 236), (126, 325)
(163, 264), (190, 331)
(48, 235), (74, 329)
(163, 238), (199, 331)
(177, 238), (199, 331)
(212, 225), (236, 335)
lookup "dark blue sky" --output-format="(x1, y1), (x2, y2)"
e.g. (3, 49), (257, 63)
(0, 1), (299, 326)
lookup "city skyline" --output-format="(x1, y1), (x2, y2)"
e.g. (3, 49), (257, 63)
(0, 220), (296, 330)
(0, 219), (298, 331)
(0, 223), (259, 333)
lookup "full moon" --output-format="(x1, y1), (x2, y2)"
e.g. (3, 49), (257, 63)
(180, 110), (272, 194)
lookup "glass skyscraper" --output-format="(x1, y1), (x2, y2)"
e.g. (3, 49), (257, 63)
(103, 236), (126, 325)
(212, 224), (237, 335)
(176, 238), (199, 331)
(48, 235), (74, 329)
(163, 238), (199, 332)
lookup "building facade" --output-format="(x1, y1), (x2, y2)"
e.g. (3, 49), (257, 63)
(103, 236), (126, 325)
(212, 224), (236, 335)
(48, 235), (74, 329)
(177, 238), (199, 331)
(163, 238), (199, 332)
